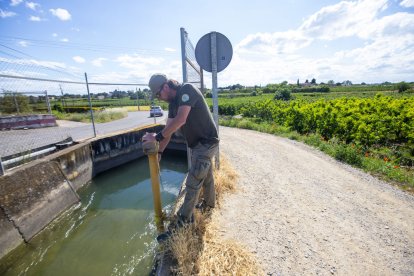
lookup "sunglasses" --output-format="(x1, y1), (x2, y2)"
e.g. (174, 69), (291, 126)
(156, 83), (165, 98)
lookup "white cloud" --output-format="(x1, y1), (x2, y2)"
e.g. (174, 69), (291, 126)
(0, 9), (17, 18)
(359, 12), (414, 38)
(116, 54), (163, 69)
(86, 55), (182, 85)
(92, 58), (107, 67)
(60, 38), (69, 42)
(237, 30), (311, 55)
(299, 0), (388, 40)
(10, 0), (23, 6)
(18, 40), (29, 47)
(73, 56), (85, 63)
(400, 0), (414, 8)
(164, 48), (176, 52)
(230, 0), (414, 85)
(49, 8), (71, 21)
(52, 33), (58, 37)
(26, 2), (40, 11)
(29, 15), (41, 21)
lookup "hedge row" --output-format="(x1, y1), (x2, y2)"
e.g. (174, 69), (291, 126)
(239, 95), (414, 147)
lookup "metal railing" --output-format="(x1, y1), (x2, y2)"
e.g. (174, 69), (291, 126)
(180, 28), (204, 92)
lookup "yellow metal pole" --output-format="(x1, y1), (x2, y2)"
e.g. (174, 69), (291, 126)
(143, 140), (165, 233)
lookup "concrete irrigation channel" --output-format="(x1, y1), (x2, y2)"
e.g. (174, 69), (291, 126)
(0, 124), (187, 274)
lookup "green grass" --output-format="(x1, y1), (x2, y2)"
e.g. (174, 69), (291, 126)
(53, 107), (128, 123)
(219, 116), (414, 192)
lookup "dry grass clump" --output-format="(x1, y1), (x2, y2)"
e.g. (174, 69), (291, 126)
(165, 212), (207, 275)
(214, 156), (238, 204)
(199, 220), (264, 276)
(164, 154), (263, 275)
(166, 223), (202, 275)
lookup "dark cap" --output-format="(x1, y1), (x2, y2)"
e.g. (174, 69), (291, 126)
(148, 73), (167, 100)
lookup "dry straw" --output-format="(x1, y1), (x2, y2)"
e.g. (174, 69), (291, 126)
(165, 155), (264, 275)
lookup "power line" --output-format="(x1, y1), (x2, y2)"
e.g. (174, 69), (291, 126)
(0, 74), (147, 86)
(0, 35), (178, 56)
(0, 44), (33, 59)
(0, 50), (21, 59)
(0, 44), (84, 80)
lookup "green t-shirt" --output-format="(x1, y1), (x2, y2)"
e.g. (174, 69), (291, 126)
(168, 83), (218, 148)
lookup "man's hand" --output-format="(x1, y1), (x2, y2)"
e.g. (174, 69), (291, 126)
(142, 132), (156, 143)
(142, 132), (158, 154)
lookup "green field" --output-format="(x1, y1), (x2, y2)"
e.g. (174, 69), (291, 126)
(1, 86), (413, 190)
(214, 88), (414, 191)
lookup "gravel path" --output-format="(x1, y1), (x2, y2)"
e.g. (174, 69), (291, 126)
(216, 127), (414, 275)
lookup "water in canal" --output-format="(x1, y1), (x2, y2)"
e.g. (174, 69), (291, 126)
(0, 154), (187, 275)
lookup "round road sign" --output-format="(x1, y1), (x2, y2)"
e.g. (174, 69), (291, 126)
(195, 32), (232, 73)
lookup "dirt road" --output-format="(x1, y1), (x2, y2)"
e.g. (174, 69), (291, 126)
(216, 127), (414, 275)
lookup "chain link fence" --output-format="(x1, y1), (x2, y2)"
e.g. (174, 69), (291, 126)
(0, 61), (150, 173)
(180, 28), (204, 92)
(0, 27), (202, 174)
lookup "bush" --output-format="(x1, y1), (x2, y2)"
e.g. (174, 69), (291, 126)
(304, 133), (323, 147)
(274, 88), (293, 101)
(0, 93), (32, 114)
(52, 104), (64, 112)
(333, 143), (363, 166)
(63, 106), (103, 113)
(292, 86), (330, 93)
(396, 82), (411, 93)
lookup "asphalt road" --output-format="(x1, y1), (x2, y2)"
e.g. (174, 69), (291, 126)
(0, 111), (166, 158)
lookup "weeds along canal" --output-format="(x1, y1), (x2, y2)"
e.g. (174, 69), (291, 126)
(0, 154), (187, 276)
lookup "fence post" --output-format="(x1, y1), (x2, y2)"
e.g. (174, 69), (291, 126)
(180, 28), (192, 169)
(136, 87), (140, 111)
(13, 92), (20, 114)
(180, 27), (188, 83)
(59, 84), (66, 108)
(84, 73), (97, 137)
(0, 156), (4, 176)
(45, 90), (52, 114)
(0, 157), (4, 176)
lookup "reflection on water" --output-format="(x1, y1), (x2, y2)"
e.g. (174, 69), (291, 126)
(0, 154), (187, 276)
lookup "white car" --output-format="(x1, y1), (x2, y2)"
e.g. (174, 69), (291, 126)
(150, 106), (164, 117)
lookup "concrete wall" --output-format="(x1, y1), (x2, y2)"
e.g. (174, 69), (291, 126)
(0, 124), (186, 260)
(92, 130), (149, 176)
(53, 143), (94, 191)
(0, 162), (79, 242)
(0, 114), (57, 130)
(0, 208), (23, 259)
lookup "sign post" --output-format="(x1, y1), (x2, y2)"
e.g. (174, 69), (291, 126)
(210, 32), (219, 131)
(195, 31), (233, 168)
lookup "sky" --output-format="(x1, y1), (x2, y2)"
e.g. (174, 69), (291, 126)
(0, 0), (414, 92)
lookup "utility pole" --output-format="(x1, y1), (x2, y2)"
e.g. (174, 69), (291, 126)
(59, 84), (66, 108)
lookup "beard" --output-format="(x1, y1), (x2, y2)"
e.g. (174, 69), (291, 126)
(165, 92), (175, 103)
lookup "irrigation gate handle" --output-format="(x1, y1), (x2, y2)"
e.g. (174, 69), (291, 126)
(142, 140), (165, 233)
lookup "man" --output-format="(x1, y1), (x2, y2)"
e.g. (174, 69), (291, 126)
(142, 73), (219, 238)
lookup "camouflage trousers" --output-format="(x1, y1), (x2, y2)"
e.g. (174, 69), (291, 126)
(178, 141), (219, 221)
